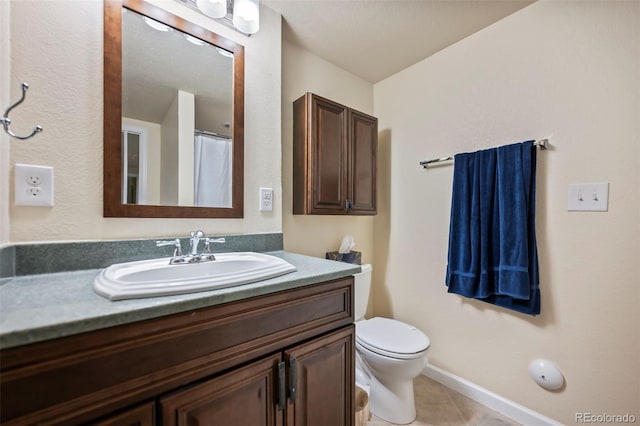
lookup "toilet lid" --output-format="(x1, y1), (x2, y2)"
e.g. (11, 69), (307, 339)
(356, 317), (430, 357)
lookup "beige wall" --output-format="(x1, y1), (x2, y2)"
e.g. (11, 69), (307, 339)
(373, 1), (639, 424)
(4, 0), (639, 421)
(6, 0), (282, 243)
(281, 40), (375, 264)
(0, 1), (9, 245)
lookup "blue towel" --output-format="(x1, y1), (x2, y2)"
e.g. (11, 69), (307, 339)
(445, 140), (540, 315)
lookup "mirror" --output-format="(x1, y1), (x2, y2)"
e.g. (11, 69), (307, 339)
(104, 0), (244, 218)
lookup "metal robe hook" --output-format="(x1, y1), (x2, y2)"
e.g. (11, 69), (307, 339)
(1, 82), (43, 140)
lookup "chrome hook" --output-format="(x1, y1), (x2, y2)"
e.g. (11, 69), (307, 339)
(1, 82), (43, 140)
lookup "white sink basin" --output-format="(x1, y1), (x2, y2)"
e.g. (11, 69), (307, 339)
(94, 252), (296, 301)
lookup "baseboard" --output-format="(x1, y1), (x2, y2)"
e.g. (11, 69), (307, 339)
(422, 363), (562, 426)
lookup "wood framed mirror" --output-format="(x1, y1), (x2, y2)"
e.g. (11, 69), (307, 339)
(104, 0), (244, 218)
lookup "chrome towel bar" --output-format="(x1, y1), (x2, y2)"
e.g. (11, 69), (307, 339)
(420, 139), (549, 169)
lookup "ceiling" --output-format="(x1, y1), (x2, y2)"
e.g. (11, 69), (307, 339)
(263, 0), (534, 83)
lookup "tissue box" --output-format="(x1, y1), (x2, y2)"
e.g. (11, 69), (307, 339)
(326, 251), (361, 265)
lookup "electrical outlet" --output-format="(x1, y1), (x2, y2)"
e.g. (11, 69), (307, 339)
(15, 163), (54, 206)
(26, 187), (42, 197)
(259, 187), (273, 211)
(27, 174), (41, 186)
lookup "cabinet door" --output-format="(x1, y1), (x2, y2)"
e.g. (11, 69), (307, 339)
(294, 93), (349, 214)
(285, 325), (355, 426)
(348, 110), (377, 214)
(91, 402), (155, 426)
(310, 95), (349, 213)
(160, 353), (282, 426)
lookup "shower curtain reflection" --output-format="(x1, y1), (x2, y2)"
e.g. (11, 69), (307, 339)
(194, 134), (232, 207)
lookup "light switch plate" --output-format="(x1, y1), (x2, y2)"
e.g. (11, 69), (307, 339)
(568, 182), (608, 211)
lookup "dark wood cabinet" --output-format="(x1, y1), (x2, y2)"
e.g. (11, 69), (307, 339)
(293, 93), (377, 215)
(0, 277), (355, 426)
(160, 326), (354, 426)
(285, 327), (354, 426)
(348, 109), (377, 213)
(160, 354), (281, 426)
(91, 402), (155, 426)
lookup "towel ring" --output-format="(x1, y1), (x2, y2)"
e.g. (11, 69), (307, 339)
(1, 82), (43, 140)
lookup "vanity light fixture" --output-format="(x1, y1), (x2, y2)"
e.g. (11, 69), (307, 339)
(183, 0), (260, 35)
(216, 47), (234, 58)
(196, 0), (226, 18)
(232, 0), (259, 34)
(143, 16), (172, 32)
(185, 34), (206, 46)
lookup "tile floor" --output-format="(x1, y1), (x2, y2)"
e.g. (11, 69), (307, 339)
(366, 375), (521, 426)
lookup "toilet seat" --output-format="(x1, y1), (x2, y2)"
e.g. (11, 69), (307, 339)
(356, 317), (430, 360)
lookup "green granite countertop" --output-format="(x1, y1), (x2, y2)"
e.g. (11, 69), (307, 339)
(0, 251), (360, 350)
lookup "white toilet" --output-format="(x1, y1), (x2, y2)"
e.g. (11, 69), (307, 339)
(354, 264), (430, 425)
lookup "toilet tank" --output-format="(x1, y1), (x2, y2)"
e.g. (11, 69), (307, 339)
(353, 264), (372, 321)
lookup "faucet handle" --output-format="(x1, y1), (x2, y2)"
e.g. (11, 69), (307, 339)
(200, 237), (225, 260)
(156, 238), (183, 257)
(203, 237), (226, 253)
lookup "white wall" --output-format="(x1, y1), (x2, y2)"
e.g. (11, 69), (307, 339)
(122, 117), (161, 205)
(373, 1), (639, 424)
(281, 40), (375, 264)
(7, 0), (282, 243)
(161, 93), (180, 205)
(177, 90), (195, 206)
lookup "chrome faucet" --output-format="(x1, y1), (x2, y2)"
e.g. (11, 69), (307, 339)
(189, 230), (205, 256)
(155, 238), (183, 260)
(201, 237), (226, 261)
(156, 232), (226, 264)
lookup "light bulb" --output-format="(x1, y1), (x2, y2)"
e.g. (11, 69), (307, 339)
(185, 34), (205, 46)
(233, 0), (259, 34)
(143, 17), (171, 32)
(216, 47), (234, 58)
(197, 0), (227, 19)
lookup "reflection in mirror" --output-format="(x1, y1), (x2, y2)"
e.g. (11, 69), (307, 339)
(104, 0), (244, 218)
(122, 126), (146, 204)
(194, 131), (232, 207)
(122, 8), (233, 207)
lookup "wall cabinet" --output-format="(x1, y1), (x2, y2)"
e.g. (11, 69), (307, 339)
(0, 277), (355, 426)
(293, 93), (377, 215)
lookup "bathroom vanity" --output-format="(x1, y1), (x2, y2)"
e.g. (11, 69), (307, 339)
(0, 250), (358, 425)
